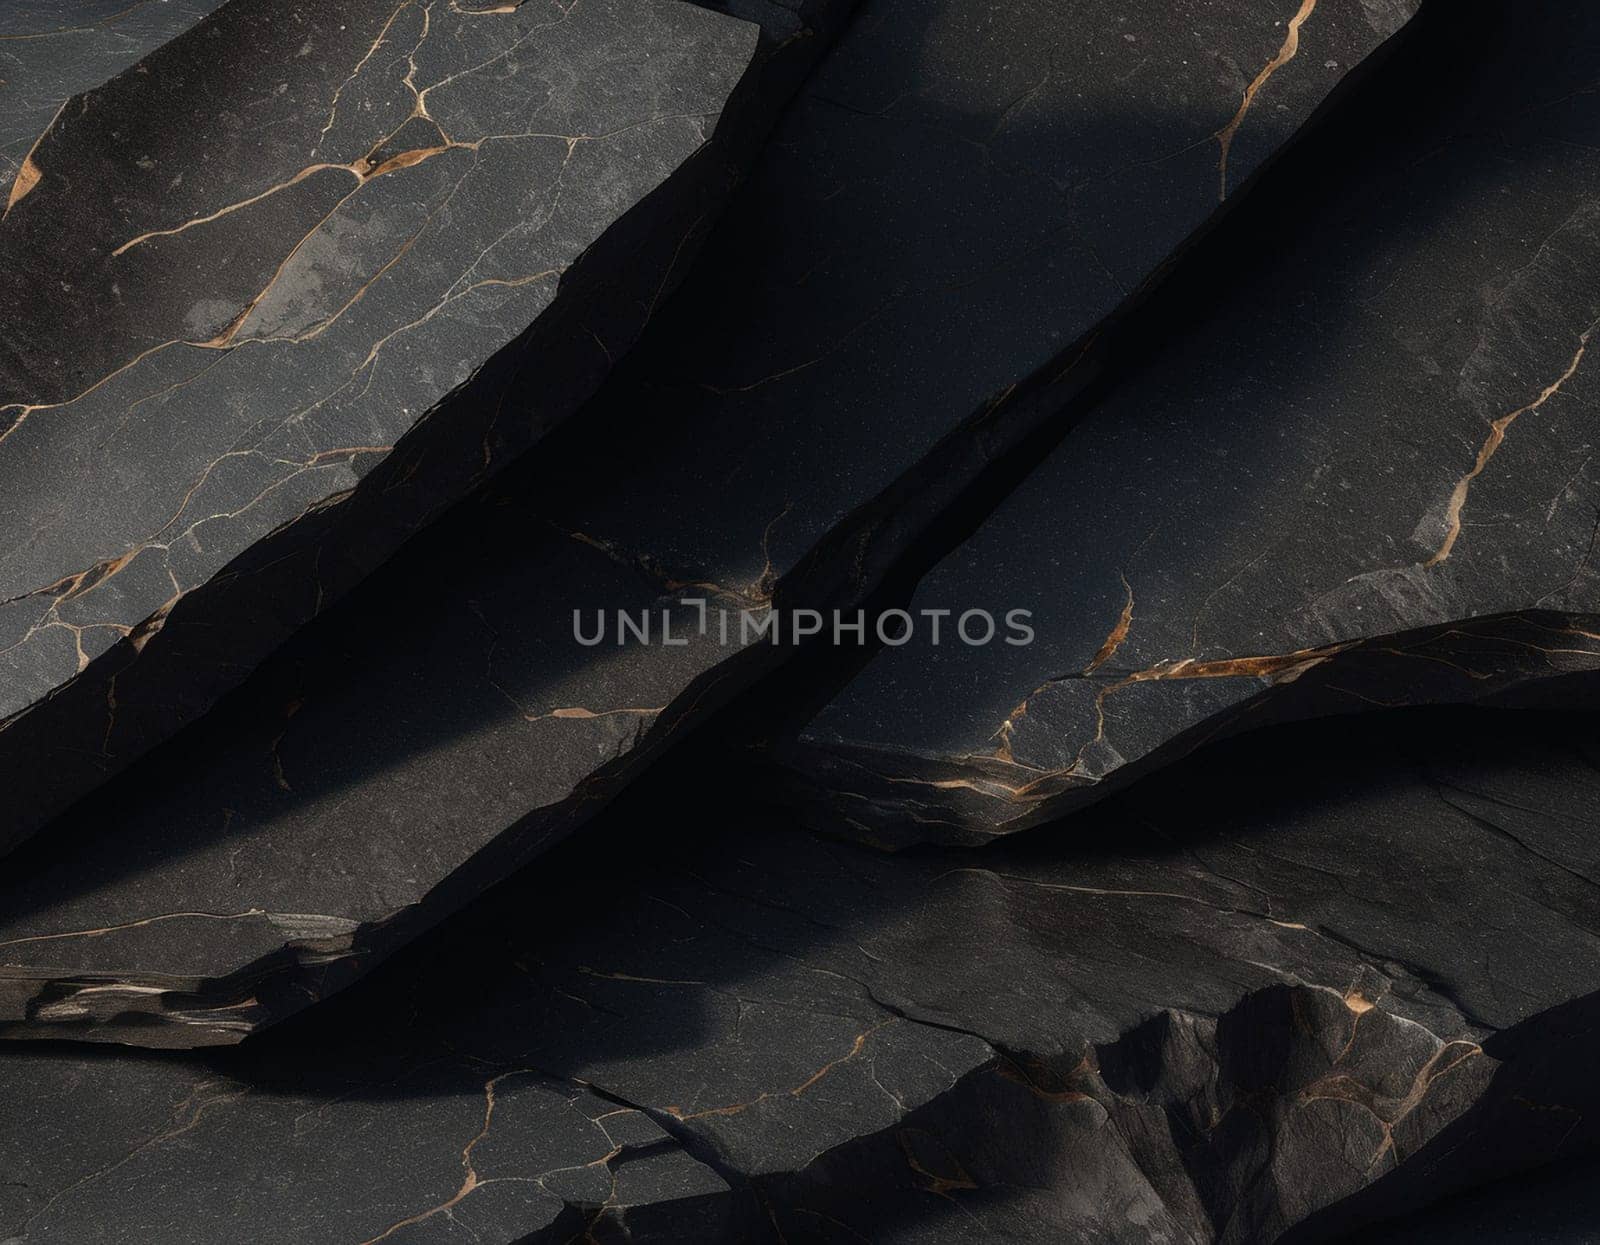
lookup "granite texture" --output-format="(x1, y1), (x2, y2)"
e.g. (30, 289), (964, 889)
(780, 0), (1600, 844)
(0, 0), (1423, 1045)
(0, 0), (770, 846)
(0, 706), (1596, 1241)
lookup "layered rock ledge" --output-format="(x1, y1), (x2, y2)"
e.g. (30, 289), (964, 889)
(0, 0), (1423, 1043)
(0, 705), (1595, 1241)
(0, 0), (782, 845)
(778, 1), (1600, 846)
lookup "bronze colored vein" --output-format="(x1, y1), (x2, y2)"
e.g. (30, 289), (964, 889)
(1427, 324), (1595, 566)
(1085, 573), (1134, 673)
(1215, 0), (1318, 201)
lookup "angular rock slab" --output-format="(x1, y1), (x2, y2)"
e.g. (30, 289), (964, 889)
(0, 1057), (732, 1243)
(0, 0), (1423, 1044)
(0, 0), (761, 845)
(2, 706), (1598, 1241)
(779, 0), (1600, 844)
(1, 0), (232, 195)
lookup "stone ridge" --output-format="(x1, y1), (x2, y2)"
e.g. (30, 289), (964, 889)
(0, 0), (1425, 1045)
(0, 706), (1594, 1241)
(781, 2), (1600, 845)
(0, 0), (762, 844)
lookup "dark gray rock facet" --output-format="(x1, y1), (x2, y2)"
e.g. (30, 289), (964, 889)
(0, 0), (765, 845)
(0, 706), (1596, 1241)
(0, 0), (1422, 1045)
(780, 1), (1600, 844)
(2, 3), (1590, 1237)
(0, 0), (232, 196)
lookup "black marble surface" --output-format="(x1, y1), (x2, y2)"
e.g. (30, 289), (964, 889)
(781, 0), (1600, 844)
(0, 705), (1596, 1241)
(0, 0), (231, 199)
(0, 0), (771, 846)
(0, 0), (1422, 1046)
(3, 3), (1594, 1238)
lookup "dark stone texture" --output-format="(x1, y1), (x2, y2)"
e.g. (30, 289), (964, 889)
(0, 1056), (733, 1243)
(3, 1), (1589, 1235)
(1354, 1154), (1600, 1243)
(0, 1), (231, 197)
(0, 705), (1597, 1241)
(0, 0), (1422, 1045)
(0, 0), (775, 846)
(780, 0), (1600, 845)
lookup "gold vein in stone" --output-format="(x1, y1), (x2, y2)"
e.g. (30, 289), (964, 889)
(112, 161), (372, 258)
(523, 705), (662, 724)
(358, 1070), (530, 1245)
(315, 0), (416, 150)
(2, 100), (64, 219)
(1085, 573), (1135, 673)
(1427, 325), (1595, 566)
(0, 0), (159, 40)
(0, 910), (272, 951)
(662, 1020), (897, 1121)
(1215, 0), (1318, 201)
(5, 154), (42, 215)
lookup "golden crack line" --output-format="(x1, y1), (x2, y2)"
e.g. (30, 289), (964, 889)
(315, 0), (416, 150)
(0, 445), (381, 647)
(208, 180), (383, 348)
(264, 135), (580, 365)
(4, 136), (483, 420)
(990, 573), (1132, 762)
(558, 527), (767, 607)
(229, 146), (495, 349)
(119, 103), (706, 340)
(0, 0), (158, 40)
(0, 331), (236, 469)
(4, 97), (68, 219)
(1085, 573), (1135, 674)
(359, 1070), (528, 1245)
(899, 1130), (979, 1199)
(748, 498), (794, 604)
(142, 449), (272, 542)
(449, 0), (535, 12)
(1048, 642), (1348, 787)
(110, 162), (362, 257)
(413, 0), (572, 114)
(1215, 0), (1318, 201)
(1366, 1041), (1484, 1167)
(1428, 324), (1596, 567)
(949, 640), (1357, 792)
(4, 154), (42, 216)
(153, 444), (386, 549)
(524, 705), (663, 724)
(665, 1020), (896, 1120)
(221, 12), (478, 337)
(15, 1078), (247, 1237)
(0, 547), (137, 610)
(0, 910), (269, 951)
(124, 134), (456, 284)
